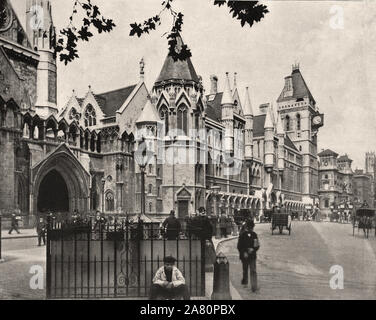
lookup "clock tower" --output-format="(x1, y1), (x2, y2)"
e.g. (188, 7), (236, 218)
(277, 64), (324, 205)
(26, 0), (57, 118)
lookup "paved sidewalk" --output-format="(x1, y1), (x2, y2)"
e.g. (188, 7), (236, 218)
(1, 229), (37, 240)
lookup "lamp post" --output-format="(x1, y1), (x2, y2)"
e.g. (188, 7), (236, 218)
(134, 138), (154, 218)
(101, 177), (106, 215)
(210, 186), (221, 239)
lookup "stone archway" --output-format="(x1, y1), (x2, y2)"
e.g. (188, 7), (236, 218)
(32, 144), (91, 217)
(37, 169), (69, 213)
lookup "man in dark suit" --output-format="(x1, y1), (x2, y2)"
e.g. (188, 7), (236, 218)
(8, 213), (20, 235)
(237, 220), (260, 292)
(36, 217), (46, 246)
(162, 210), (181, 240)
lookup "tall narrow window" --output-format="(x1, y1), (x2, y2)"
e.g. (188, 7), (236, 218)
(148, 184), (153, 194)
(296, 114), (301, 131)
(177, 104), (188, 135)
(84, 104), (96, 127)
(159, 106), (169, 136)
(285, 115), (290, 131)
(105, 191), (114, 211)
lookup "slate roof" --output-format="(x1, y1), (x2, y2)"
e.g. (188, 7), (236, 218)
(155, 55), (200, 84)
(94, 85), (137, 117)
(277, 68), (315, 104)
(285, 135), (298, 152)
(205, 92), (223, 122)
(155, 36), (200, 85)
(338, 155), (352, 162)
(318, 149), (338, 157)
(253, 114), (266, 137)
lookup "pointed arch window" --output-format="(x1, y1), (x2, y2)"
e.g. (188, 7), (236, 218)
(285, 115), (290, 131)
(177, 104), (188, 136)
(105, 190), (115, 212)
(296, 114), (301, 131)
(159, 106), (169, 136)
(84, 104), (96, 127)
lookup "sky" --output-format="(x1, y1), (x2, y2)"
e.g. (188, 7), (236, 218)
(11, 0), (376, 169)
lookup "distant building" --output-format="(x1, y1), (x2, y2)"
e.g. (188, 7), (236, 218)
(318, 150), (353, 216)
(353, 169), (373, 208)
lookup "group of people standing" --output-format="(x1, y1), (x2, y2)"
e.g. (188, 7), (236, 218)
(161, 208), (214, 242)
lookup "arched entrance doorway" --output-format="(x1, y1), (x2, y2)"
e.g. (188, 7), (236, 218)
(32, 144), (91, 217)
(37, 169), (69, 213)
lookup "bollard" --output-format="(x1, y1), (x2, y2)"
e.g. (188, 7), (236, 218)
(211, 252), (232, 300)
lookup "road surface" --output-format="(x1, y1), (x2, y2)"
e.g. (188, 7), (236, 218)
(218, 221), (376, 300)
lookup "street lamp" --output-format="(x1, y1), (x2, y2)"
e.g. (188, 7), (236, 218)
(210, 186), (221, 239)
(134, 138), (154, 218)
(101, 177), (106, 214)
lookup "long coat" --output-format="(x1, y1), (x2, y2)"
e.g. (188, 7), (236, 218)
(237, 230), (260, 261)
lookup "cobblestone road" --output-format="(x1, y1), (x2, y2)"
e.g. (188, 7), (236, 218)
(219, 221), (376, 300)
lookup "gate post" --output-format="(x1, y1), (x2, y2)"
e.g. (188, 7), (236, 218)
(46, 214), (52, 299)
(0, 212), (3, 262)
(211, 252), (232, 300)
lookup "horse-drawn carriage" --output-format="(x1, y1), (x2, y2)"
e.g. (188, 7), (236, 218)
(260, 209), (273, 223)
(271, 210), (292, 235)
(352, 208), (375, 238)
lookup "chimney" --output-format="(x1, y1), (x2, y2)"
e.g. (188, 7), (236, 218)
(259, 103), (270, 114)
(210, 75), (218, 95)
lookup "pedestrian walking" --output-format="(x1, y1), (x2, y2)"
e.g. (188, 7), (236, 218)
(219, 213), (227, 238)
(8, 213), (20, 235)
(36, 217), (46, 246)
(162, 210), (181, 240)
(237, 220), (260, 292)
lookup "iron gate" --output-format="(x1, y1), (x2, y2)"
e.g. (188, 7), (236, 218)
(46, 218), (206, 299)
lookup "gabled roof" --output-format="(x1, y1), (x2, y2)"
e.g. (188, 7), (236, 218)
(205, 92), (223, 122)
(155, 36), (199, 85)
(94, 85), (137, 117)
(318, 149), (338, 157)
(277, 68), (315, 104)
(136, 100), (161, 124)
(285, 135), (298, 152)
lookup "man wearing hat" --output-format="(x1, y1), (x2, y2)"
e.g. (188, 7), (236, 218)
(237, 220), (260, 292)
(161, 210), (181, 240)
(149, 255), (190, 300)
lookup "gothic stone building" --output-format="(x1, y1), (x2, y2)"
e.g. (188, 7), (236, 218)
(0, 0), (324, 225)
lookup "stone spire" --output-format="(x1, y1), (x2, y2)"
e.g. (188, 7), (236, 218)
(264, 106), (274, 129)
(221, 72), (233, 105)
(243, 87), (253, 116)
